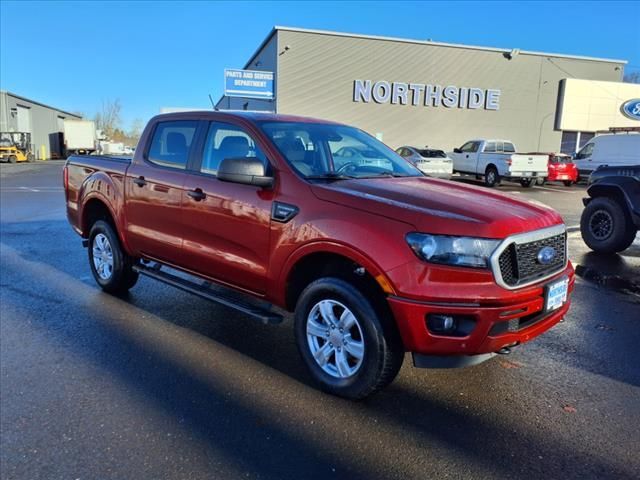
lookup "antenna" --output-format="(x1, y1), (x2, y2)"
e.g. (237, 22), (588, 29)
(208, 94), (216, 110)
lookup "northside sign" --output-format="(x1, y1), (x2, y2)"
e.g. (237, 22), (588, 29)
(353, 79), (501, 111)
(225, 69), (274, 100)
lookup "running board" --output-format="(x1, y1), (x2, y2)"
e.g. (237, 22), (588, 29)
(133, 263), (283, 325)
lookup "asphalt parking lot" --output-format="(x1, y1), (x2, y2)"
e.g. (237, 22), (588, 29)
(1, 161), (639, 480)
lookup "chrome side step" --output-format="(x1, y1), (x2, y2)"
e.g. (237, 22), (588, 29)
(133, 263), (283, 325)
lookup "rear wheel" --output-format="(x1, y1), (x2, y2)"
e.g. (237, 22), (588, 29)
(27, 153), (35, 163)
(520, 178), (534, 188)
(294, 277), (404, 400)
(580, 197), (637, 253)
(484, 166), (500, 188)
(8, 155), (17, 164)
(88, 220), (139, 293)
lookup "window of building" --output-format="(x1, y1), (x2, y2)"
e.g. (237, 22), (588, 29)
(147, 121), (197, 169)
(560, 131), (596, 155)
(201, 122), (267, 175)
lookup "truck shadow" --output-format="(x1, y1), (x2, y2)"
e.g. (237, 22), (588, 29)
(1, 219), (639, 479)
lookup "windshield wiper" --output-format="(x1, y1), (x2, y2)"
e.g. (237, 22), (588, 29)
(306, 173), (355, 181)
(360, 172), (413, 178)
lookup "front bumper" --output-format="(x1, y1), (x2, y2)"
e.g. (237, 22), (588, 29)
(386, 265), (575, 358)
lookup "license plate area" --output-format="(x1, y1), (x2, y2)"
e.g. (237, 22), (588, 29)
(545, 277), (569, 312)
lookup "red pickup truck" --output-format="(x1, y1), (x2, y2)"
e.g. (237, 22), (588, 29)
(64, 111), (574, 399)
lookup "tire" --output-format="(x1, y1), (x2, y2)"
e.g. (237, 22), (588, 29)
(294, 277), (404, 400)
(484, 166), (500, 188)
(8, 155), (17, 164)
(537, 178), (546, 186)
(563, 180), (573, 187)
(520, 178), (534, 188)
(27, 153), (35, 163)
(88, 220), (139, 293)
(580, 197), (637, 253)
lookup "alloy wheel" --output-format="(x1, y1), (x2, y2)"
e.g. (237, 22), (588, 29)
(306, 299), (365, 378)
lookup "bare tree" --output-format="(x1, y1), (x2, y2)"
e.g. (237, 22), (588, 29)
(623, 71), (640, 84)
(94, 99), (122, 138)
(128, 118), (144, 140)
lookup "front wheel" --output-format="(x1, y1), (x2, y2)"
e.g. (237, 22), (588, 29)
(8, 155), (17, 164)
(520, 178), (534, 188)
(580, 197), (637, 253)
(294, 278), (404, 400)
(88, 220), (139, 293)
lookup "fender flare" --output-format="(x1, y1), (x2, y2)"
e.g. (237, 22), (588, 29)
(274, 240), (398, 305)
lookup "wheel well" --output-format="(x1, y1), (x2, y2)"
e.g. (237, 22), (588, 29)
(285, 252), (387, 313)
(485, 163), (497, 173)
(82, 199), (115, 237)
(589, 186), (631, 214)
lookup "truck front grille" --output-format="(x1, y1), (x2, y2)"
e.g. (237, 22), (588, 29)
(497, 232), (566, 288)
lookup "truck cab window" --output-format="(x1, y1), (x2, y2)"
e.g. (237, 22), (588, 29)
(460, 141), (479, 153)
(201, 122), (267, 175)
(504, 142), (516, 153)
(147, 121), (197, 169)
(484, 142), (496, 153)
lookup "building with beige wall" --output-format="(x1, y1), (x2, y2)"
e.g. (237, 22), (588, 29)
(217, 27), (639, 154)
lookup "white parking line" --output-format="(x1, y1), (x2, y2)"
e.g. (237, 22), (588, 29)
(532, 186), (580, 194)
(0, 187), (63, 192)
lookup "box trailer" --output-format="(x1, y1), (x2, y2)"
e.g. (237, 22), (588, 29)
(63, 120), (96, 156)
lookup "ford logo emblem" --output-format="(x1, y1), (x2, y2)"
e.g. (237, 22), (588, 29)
(537, 246), (556, 265)
(621, 99), (640, 121)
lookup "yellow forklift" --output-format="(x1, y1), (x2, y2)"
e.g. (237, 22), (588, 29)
(0, 132), (35, 163)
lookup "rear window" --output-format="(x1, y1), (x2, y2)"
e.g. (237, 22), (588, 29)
(147, 121), (198, 169)
(504, 142), (516, 153)
(417, 149), (446, 158)
(551, 155), (571, 164)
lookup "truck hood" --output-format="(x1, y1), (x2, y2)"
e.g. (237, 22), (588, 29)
(311, 176), (563, 238)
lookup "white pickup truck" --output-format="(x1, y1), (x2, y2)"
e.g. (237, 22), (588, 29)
(449, 139), (548, 187)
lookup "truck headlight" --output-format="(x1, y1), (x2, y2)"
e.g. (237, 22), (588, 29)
(406, 233), (500, 268)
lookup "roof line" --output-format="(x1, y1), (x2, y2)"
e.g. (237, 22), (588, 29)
(272, 26), (628, 65)
(0, 90), (83, 118)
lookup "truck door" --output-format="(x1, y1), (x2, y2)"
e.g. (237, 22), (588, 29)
(457, 141), (481, 173)
(124, 120), (197, 263)
(180, 120), (274, 295)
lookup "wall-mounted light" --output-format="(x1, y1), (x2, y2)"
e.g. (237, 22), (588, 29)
(10, 107), (17, 117)
(278, 45), (291, 56)
(255, 61), (262, 67)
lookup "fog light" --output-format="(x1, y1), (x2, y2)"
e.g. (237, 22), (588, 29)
(427, 314), (456, 333)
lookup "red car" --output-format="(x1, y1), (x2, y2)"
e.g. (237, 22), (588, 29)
(64, 112), (574, 399)
(531, 152), (579, 186)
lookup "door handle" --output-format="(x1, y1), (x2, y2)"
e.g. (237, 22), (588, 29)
(133, 176), (147, 187)
(187, 188), (206, 201)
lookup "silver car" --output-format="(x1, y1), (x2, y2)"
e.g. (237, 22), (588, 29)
(396, 146), (453, 179)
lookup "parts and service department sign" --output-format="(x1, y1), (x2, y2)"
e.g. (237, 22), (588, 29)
(621, 99), (640, 120)
(225, 69), (274, 100)
(354, 79), (501, 110)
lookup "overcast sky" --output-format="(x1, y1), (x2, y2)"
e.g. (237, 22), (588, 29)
(1, 0), (638, 128)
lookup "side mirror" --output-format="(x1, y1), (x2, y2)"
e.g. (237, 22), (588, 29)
(217, 157), (274, 188)
(453, 148), (462, 154)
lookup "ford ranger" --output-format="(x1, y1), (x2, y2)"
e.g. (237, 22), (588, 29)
(64, 112), (574, 399)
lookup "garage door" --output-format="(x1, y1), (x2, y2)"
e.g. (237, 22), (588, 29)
(16, 105), (32, 133)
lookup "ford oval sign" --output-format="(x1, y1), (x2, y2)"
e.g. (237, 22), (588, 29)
(621, 99), (640, 121)
(537, 246), (556, 265)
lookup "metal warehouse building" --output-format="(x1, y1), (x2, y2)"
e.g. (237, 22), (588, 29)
(0, 91), (82, 160)
(218, 27), (640, 154)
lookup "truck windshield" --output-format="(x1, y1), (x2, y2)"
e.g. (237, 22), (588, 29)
(260, 122), (422, 179)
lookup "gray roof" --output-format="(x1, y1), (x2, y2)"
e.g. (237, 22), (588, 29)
(242, 26), (627, 70)
(1, 90), (82, 118)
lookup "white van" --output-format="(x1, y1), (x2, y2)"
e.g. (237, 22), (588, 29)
(573, 133), (640, 175)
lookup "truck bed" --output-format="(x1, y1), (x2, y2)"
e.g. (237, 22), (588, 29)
(64, 154), (132, 235)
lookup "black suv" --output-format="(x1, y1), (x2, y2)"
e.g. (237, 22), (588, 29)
(580, 165), (640, 253)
